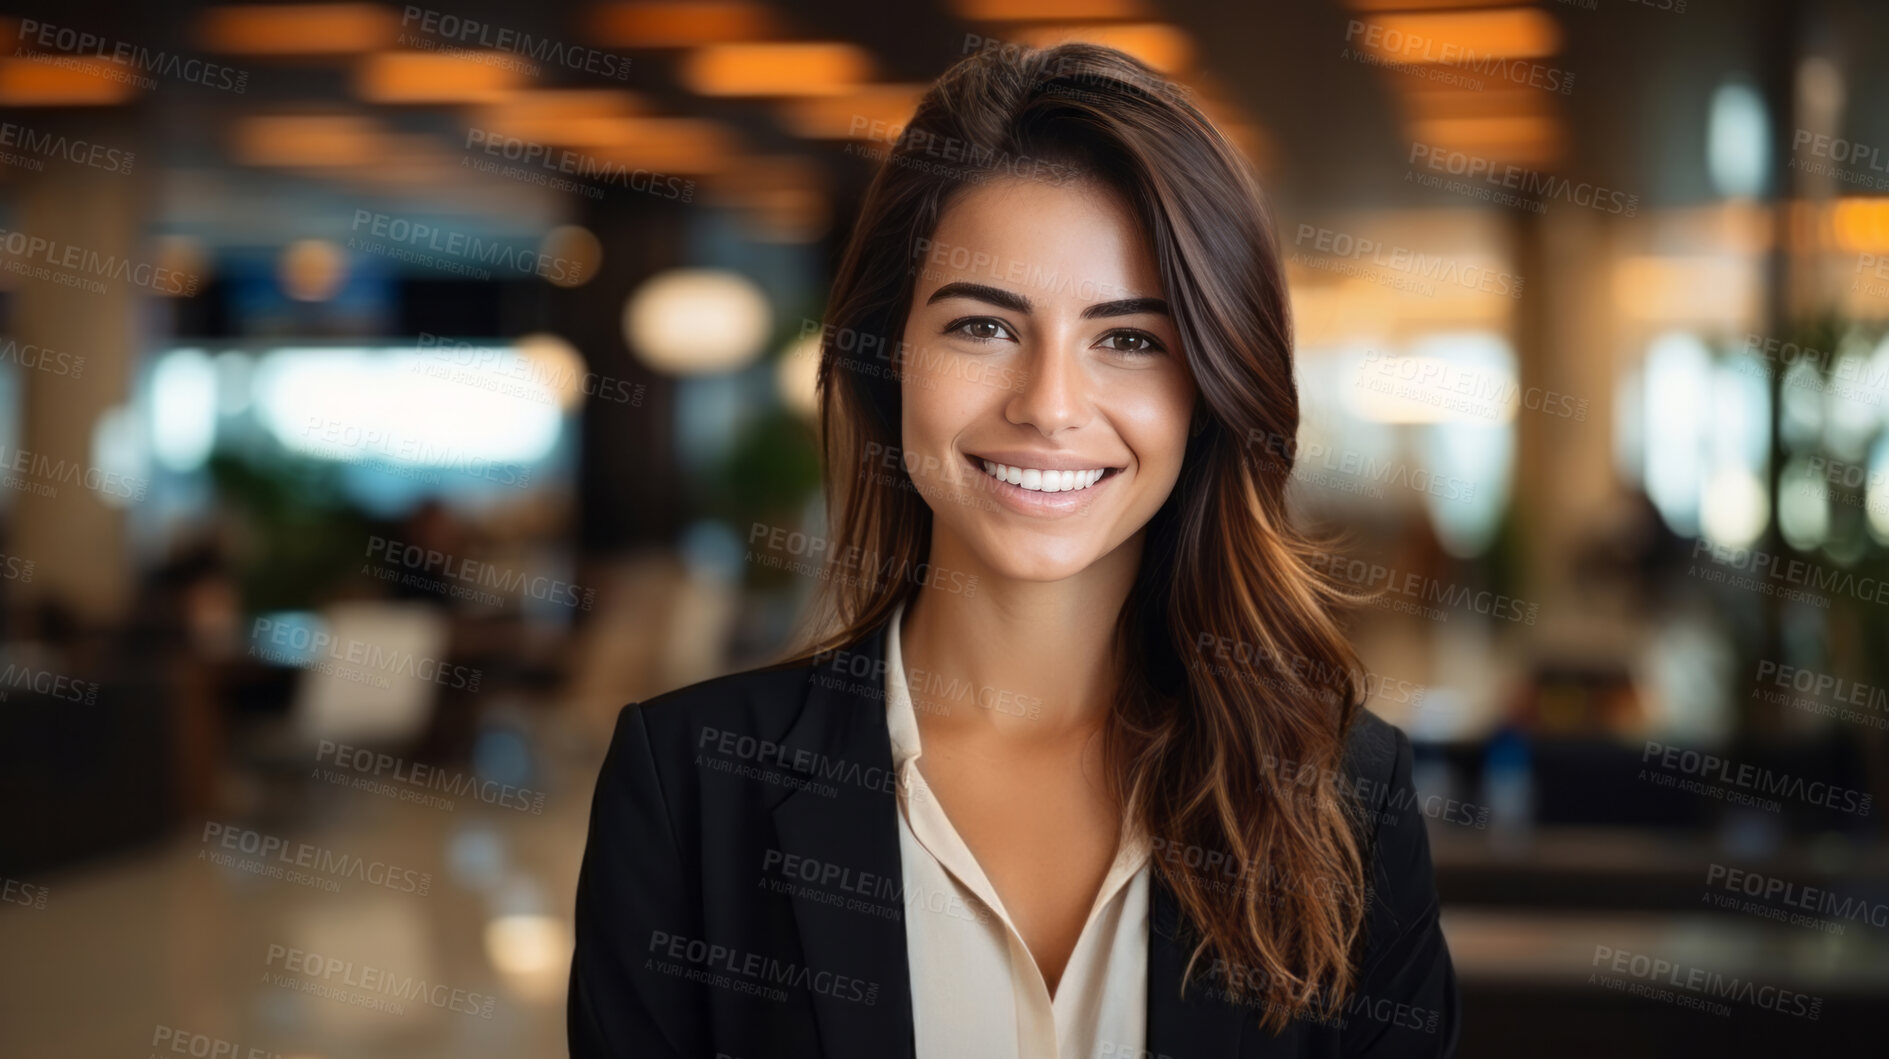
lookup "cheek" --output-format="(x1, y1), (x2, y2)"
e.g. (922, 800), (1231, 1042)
(1116, 374), (1196, 477)
(902, 373), (994, 467)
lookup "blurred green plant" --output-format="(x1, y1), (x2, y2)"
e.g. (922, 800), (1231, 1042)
(205, 449), (378, 613)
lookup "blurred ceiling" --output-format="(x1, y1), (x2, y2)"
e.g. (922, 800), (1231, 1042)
(2, 0), (1886, 253)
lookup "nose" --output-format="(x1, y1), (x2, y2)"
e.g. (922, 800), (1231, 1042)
(1004, 340), (1091, 437)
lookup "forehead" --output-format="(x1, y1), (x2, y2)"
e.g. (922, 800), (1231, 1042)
(916, 176), (1163, 306)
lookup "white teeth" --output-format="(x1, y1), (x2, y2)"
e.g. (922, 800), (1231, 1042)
(977, 460), (1110, 493)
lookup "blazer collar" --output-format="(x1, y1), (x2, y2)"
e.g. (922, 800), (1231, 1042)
(765, 612), (1251, 1059)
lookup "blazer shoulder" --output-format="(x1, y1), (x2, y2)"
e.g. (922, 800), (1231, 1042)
(1341, 706), (1406, 788)
(624, 657), (819, 747)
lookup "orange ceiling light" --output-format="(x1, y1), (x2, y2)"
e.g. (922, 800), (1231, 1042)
(198, 3), (400, 56)
(1008, 24), (1194, 73)
(1348, 8), (1561, 62)
(1830, 197), (1889, 254)
(1343, 0), (1527, 10)
(469, 89), (649, 143)
(537, 116), (740, 172)
(355, 51), (524, 104)
(0, 56), (140, 105)
(1401, 84), (1551, 121)
(952, 0), (1152, 18)
(479, 89), (649, 122)
(681, 42), (873, 97)
(231, 114), (386, 167)
(1411, 114), (1561, 151)
(588, 1), (783, 47)
(776, 84), (928, 139)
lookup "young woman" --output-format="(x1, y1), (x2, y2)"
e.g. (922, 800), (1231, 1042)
(571, 41), (1458, 1059)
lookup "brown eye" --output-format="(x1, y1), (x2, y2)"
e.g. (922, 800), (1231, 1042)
(946, 317), (1016, 343)
(1100, 330), (1165, 355)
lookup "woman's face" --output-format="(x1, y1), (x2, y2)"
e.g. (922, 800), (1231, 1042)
(898, 175), (1197, 585)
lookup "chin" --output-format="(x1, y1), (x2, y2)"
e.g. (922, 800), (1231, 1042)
(959, 530), (1104, 584)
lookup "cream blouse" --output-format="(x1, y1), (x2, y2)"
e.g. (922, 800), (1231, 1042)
(883, 601), (1152, 1059)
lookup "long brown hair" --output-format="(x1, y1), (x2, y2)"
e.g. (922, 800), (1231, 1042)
(784, 41), (1371, 1032)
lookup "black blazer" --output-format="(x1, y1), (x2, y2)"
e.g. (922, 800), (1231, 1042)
(569, 617), (1460, 1058)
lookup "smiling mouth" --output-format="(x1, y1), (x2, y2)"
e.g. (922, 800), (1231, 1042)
(968, 455), (1121, 494)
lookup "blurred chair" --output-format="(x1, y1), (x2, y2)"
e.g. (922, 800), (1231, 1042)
(560, 548), (738, 743)
(288, 600), (449, 749)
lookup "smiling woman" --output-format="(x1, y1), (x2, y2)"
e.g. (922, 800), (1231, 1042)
(570, 41), (1458, 1059)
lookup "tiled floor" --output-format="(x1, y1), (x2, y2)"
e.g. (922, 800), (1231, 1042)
(0, 715), (608, 1059)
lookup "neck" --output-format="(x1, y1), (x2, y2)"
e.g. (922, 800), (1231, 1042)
(898, 528), (1143, 743)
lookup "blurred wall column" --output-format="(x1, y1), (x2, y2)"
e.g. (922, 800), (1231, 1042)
(8, 121), (145, 626)
(1512, 209), (1621, 610)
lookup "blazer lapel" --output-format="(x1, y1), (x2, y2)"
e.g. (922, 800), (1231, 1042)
(1146, 873), (1248, 1058)
(767, 624), (915, 1059)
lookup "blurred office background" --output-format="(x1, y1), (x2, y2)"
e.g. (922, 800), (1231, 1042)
(2, 0), (1888, 1055)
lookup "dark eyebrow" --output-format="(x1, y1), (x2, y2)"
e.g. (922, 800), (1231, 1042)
(925, 282), (1170, 320)
(1080, 297), (1170, 320)
(926, 281), (1031, 314)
